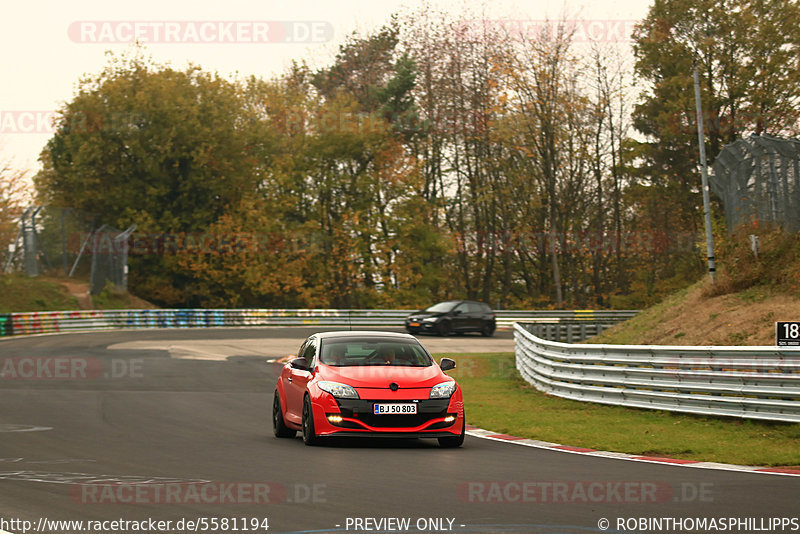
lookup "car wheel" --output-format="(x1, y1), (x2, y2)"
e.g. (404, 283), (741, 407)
(480, 323), (494, 337)
(438, 415), (465, 448)
(273, 392), (296, 438)
(437, 321), (452, 337)
(302, 395), (318, 446)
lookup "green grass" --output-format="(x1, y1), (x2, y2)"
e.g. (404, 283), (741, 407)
(0, 274), (156, 312)
(0, 274), (79, 313)
(91, 283), (133, 309)
(735, 286), (771, 304)
(439, 352), (800, 467)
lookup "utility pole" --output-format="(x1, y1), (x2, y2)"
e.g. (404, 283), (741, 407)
(693, 63), (716, 283)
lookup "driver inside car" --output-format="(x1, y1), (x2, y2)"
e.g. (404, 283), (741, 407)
(379, 345), (396, 365)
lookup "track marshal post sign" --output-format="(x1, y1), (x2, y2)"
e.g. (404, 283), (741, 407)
(776, 322), (800, 346)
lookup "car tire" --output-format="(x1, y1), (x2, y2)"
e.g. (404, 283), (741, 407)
(273, 392), (296, 438)
(480, 323), (494, 337)
(438, 414), (465, 448)
(302, 395), (319, 446)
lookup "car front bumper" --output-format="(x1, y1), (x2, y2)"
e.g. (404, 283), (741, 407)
(404, 320), (440, 333)
(311, 395), (464, 437)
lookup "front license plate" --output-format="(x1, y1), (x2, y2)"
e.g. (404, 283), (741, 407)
(374, 403), (417, 415)
(409, 322), (420, 327)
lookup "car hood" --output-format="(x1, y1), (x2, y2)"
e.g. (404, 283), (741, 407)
(318, 364), (448, 389)
(407, 311), (445, 320)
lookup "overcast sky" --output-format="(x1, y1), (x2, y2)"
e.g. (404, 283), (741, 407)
(1, 0), (651, 174)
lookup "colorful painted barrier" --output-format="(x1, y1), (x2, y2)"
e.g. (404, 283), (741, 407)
(0, 309), (637, 337)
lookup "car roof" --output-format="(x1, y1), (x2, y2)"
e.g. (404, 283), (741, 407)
(313, 330), (419, 341)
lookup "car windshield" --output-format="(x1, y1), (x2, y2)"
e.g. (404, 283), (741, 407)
(423, 301), (458, 313)
(320, 338), (433, 367)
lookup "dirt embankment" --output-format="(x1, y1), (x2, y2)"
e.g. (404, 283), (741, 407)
(593, 281), (800, 346)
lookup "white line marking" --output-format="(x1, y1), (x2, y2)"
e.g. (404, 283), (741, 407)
(466, 429), (800, 477)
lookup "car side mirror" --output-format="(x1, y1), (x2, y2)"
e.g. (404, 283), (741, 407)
(290, 357), (309, 371)
(452, 310), (462, 315)
(440, 358), (456, 372)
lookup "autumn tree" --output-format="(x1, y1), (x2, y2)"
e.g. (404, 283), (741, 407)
(0, 159), (30, 262)
(629, 0), (800, 301)
(35, 49), (264, 305)
(306, 21), (448, 307)
(494, 20), (596, 307)
(632, 0), (800, 220)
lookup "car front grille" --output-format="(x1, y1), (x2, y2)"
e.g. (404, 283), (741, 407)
(335, 398), (451, 429)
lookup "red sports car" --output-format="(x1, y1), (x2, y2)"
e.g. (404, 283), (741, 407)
(272, 331), (465, 447)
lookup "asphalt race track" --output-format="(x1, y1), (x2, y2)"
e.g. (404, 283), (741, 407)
(0, 327), (798, 534)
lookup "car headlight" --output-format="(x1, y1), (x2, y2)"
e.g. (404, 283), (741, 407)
(318, 381), (359, 399)
(422, 317), (437, 323)
(430, 381), (457, 399)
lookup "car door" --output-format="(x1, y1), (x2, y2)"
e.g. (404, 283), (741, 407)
(479, 302), (496, 331)
(284, 338), (317, 424)
(451, 302), (469, 332)
(465, 301), (484, 331)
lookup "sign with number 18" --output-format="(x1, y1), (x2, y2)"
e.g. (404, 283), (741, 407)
(776, 322), (800, 346)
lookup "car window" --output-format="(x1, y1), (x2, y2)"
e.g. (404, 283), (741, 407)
(320, 338), (433, 367)
(301, 339), (317, 367)
(453, 302), (468, 313)
(423, 301), (458, 313)
(466, 302), (482, 313)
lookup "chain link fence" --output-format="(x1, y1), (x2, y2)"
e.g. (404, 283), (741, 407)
(86, 224), (135, 295)
(711, 134), (800, 232)
(4, 206), (96, 278)
(3, 206), (133, 295)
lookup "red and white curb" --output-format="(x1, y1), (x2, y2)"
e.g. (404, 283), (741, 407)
(465, 425), (800, 477)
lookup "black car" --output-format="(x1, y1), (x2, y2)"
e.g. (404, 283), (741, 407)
(405, 300), (496, 337)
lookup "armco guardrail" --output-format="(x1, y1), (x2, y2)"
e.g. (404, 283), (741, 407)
(3, 309), (410, 336)
(514, 323), (800, 423)
(518, 322), (610, 343)
(0, 314), (12, 336)
(0, 308), (637, 337)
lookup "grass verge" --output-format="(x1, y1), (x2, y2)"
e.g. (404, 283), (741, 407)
(438, 352), (800, 468)
(588, 280), (701, 345)
(0, 273), (157, 312)
(0, 274), (79, 313)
